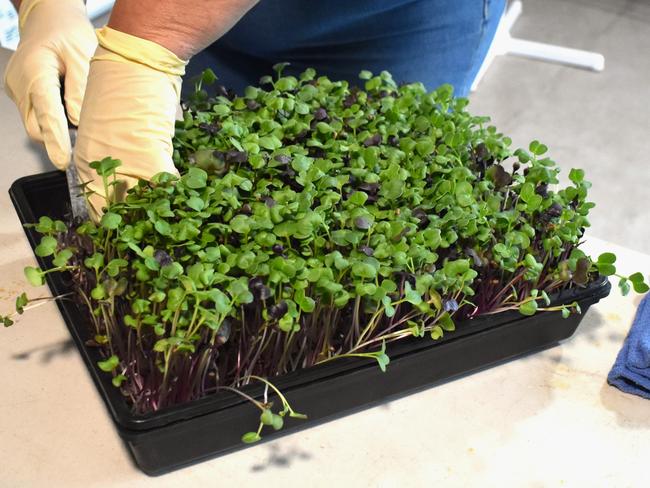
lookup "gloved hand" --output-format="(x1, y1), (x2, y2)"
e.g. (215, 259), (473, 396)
(74, 26), (187, 218)
(3, 0), (96, 169)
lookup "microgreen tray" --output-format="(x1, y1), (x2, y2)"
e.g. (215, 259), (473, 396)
(10, 171), (611, 475)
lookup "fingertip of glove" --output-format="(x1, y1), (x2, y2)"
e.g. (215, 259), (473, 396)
(65, 106), (81, 126)
(46, 144), (71, 170)
(62, 87), (83, 126)
(51, 154), (71, 171)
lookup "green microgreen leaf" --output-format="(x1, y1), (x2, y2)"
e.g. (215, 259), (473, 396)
(183, 167), (208, 189)
(597, 253), (616, 265)
(519, 300), (538, 316)
(241, 432), (261, 444)
(15, 292), (28, 314)
(100, 212), (122, 230)
(98, 355), (119, 372)
(24, 266), (43, 286)
(618, 278), (631, 296)
(35, 235), (57, 257)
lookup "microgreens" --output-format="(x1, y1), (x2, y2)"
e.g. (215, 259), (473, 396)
(3, 65), (647, 443)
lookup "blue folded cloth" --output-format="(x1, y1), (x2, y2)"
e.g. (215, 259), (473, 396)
(608, 294), (650, 399)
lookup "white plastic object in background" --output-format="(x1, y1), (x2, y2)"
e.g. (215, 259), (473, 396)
(86, 0), (114, 21)
(471, 0), (605, 91)
(0, 0), (18, 49)
(0, 0), (114, 50)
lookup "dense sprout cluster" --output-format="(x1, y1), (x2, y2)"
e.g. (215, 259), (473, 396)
(9, 67), (647, 422)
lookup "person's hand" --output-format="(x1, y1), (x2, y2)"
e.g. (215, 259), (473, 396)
(3, 0), (96, 169)
(74, 26), (187, 218)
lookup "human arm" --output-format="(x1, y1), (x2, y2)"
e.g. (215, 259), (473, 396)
(108, 0), (258, 59)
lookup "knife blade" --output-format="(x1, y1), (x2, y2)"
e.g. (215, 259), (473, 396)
(65, 126), (90, 222)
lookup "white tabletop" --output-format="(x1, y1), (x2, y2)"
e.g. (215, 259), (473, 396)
(1, 48), (648, 488)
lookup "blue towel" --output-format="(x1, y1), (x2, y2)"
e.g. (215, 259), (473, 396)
(608, 294), (650, 399)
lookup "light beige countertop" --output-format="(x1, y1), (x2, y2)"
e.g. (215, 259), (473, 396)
(1, 48), (648, 488)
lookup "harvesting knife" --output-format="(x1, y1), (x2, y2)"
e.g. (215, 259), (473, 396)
(65, 126), (90, 222)
(60, 82), (90, 223)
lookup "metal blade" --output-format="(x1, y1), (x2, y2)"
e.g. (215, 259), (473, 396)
(65, 127), (90, 222)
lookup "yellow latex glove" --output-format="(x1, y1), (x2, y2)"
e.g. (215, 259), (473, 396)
(3, 0), (96, 169)
(74, 26), (187, 219)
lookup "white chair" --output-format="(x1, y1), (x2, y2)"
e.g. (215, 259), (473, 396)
(471, 0), (605, 91)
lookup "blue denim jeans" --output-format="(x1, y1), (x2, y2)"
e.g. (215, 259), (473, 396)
(185, 0), (505, 97)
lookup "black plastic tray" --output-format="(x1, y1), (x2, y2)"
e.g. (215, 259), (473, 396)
(10, 171), (611, 475)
